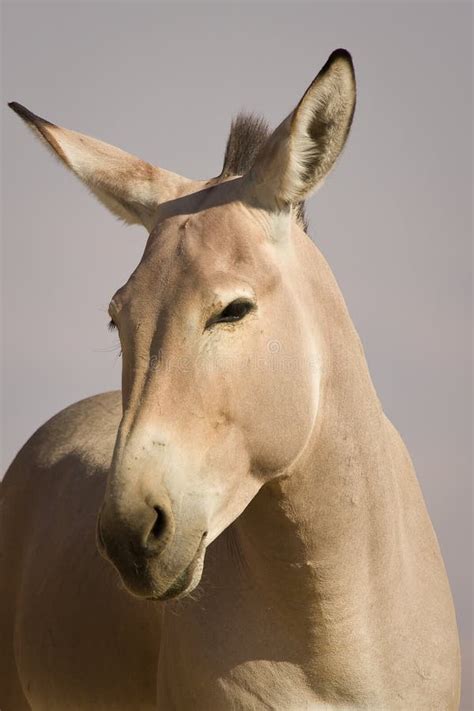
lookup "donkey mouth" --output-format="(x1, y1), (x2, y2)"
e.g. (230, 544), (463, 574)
(148, 531), (207, 601)
(96, 508), (208, 600)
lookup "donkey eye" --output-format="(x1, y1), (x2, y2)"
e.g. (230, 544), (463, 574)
(207, 299), (255, 328)
(108, 319), (117, 331)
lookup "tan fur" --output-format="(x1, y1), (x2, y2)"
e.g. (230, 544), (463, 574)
(8, 102), (187, 230)
(2, 50), (460, 710)
(249, 49), (355, 210)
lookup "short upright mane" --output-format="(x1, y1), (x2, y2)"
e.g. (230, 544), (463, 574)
(220, 113), (270, 178)
(219, 112), (308, 231)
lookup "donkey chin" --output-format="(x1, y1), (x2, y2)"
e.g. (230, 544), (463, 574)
(96, 515), (208, 601)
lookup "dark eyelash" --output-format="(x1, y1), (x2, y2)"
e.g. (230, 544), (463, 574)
(108, 319), (117, 331)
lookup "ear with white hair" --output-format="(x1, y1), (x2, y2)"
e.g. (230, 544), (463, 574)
(247, 49), (356, 211)
(8, 102), (186, 231)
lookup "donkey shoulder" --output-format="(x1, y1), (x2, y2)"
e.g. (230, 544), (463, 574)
(3, 391), (122, 485)
(0, 391), (159, 711)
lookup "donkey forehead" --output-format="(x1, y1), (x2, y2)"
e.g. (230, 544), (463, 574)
(156, 189), (270, 250)
(111, 197), (280, 315)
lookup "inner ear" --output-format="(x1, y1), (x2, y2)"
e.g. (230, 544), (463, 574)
(247, 49), (356, 210)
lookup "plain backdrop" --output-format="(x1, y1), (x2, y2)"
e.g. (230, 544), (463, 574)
(1, 1), (472, 707)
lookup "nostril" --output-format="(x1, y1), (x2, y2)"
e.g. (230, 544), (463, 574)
(149, 505), (167, 541)
(142, 500), (174, 553)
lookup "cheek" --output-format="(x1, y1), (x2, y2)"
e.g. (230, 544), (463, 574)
(224, 331), (320, 475)
(243, 358), (318, 473)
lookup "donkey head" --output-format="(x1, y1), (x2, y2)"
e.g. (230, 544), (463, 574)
(10, 49), (356, 599)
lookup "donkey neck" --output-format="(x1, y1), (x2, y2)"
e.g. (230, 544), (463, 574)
(238, 228), (404, 567)
(235, 345), (404, 618)
(161, 230), (428, 708)
(230, 231), (411, 687)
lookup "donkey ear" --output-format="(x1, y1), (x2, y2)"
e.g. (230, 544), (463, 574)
(248, 49), (356, 209)
(8, 102), (185, 231)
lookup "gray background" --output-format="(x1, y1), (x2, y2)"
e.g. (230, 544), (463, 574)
(2, 1), (472, 707)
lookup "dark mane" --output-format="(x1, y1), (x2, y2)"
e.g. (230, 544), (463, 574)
(220, 113), (270, 178)
(218, 112), (308, 231)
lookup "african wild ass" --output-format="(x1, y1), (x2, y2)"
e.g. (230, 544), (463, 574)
(1, 50), (460, 710)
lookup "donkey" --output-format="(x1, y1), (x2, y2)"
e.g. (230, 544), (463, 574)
(1, 50), (460, 710)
